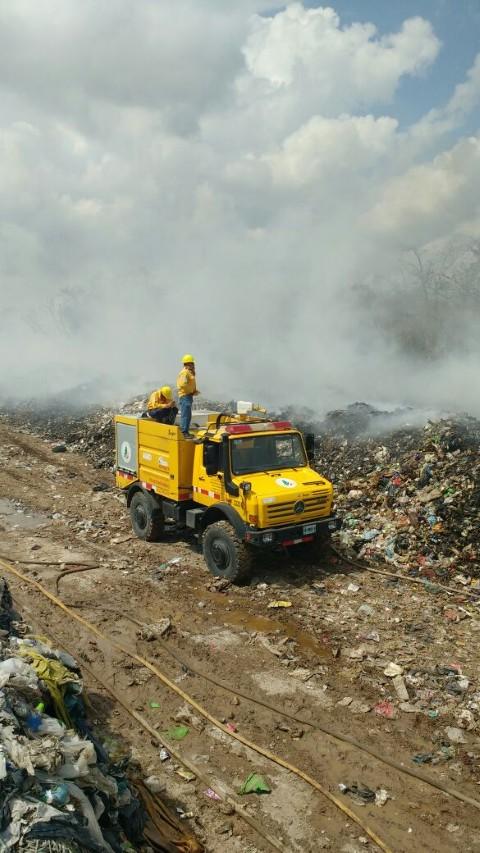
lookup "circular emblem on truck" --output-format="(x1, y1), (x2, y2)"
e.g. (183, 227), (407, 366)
(294, 500), (305, 514)
(120, 441), (132, 464)
(276, 477), (297, 489)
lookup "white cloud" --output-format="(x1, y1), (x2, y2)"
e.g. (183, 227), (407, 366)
(242, 5), (440, 108)
(411, 53), (480, 144)
(264, 114), (399, 186)
(366, 135), (480, 245)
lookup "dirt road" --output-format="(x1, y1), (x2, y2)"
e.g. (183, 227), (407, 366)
(1, 420), (480, 852)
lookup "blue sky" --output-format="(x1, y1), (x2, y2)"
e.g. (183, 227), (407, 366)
(305, 0), (480, 132)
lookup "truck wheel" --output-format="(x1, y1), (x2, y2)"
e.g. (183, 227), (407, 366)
(203, 521), (252, 582)
(130, 491), (164, 542)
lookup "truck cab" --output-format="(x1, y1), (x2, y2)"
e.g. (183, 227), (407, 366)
(114, 405), (339, 582)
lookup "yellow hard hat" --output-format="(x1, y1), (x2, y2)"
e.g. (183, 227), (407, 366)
(182, 353), (195, 364)
(160, 385), (173, 400)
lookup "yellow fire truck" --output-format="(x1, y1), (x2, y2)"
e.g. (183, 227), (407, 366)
(114, 404), (338, 581)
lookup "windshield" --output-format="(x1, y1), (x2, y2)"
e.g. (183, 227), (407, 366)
(230, 433), (307, 475)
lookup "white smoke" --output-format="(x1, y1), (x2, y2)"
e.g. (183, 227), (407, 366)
(0, 2), (479, 414)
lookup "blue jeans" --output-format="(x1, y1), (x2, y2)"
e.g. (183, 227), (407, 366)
(148, 405), (178, 424)
(179, 396), (193, 434)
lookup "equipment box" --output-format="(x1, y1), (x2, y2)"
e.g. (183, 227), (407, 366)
(115, 415), (195, 502)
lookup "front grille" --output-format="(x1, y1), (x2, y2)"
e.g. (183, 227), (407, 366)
(265, 489), (331, 524)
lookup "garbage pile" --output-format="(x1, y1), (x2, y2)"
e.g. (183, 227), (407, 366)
(0, 397), (147, 470)
(0, 578), (165, 852)
(317, 413), (480, 580)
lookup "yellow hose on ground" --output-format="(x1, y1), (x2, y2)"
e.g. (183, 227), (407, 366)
(71, 602), (480, 812)
(0, 556), (393, 853)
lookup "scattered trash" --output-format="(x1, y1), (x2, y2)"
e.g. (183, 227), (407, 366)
(374, 701), (396, 719)
(445, 726), (467, 744)
(138, 618), (172, 640)
(176, 806), (194, 819)
(392, 675), (409, 701)
(364, 630), (380, 642)
(357, 604), (374, 617)
(384, 662), (403, 677)
(51, 443), (67, 453)
(339, 783), (376, 805)
(362, 529), (380, 541)
(176, 767), (196, 782)
(267, 600), (292, 609)
(149, 701), (161, 709)
(348, 700), (371, 714)
(455, 709), (475, 730)
(412, 753), (433, 764)
(400, 702), (420, 714)
(164, 725), (190, 741)
(239, 772), (271, 795)
(256, 635), (290, 658)
(159, 748), (170, 761)
(375, 789), (390, 807)
(346, 583), (360, 593)
(204, 788), (222, 801)
(156, 557), (182, 575)
(342, 647), (366, 661)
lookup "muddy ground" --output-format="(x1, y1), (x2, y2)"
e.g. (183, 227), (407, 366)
(1, 420), (480, 852)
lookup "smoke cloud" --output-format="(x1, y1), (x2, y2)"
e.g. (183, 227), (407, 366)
(0, 2), (479, 414)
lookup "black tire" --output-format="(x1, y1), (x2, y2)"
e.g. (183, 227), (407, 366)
(203, 520), (253, 582)
(129, 491), (164, 542)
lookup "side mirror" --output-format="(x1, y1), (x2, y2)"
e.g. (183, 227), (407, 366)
(305, 433), (315, 465)
(204, 442), (219, 476)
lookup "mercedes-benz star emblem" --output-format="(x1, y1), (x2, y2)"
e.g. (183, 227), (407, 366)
(294, 500), (305, 514)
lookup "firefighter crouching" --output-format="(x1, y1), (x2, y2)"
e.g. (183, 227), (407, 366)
(144, 385), (178, 424)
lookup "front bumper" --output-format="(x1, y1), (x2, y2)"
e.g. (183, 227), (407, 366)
(244, 514), (341, 547)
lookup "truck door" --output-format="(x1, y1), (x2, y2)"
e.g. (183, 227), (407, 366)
(196, 441), (225, 504)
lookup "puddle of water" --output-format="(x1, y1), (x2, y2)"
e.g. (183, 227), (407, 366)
(0, 498), (48, 530)
(203, 591), (327, 658)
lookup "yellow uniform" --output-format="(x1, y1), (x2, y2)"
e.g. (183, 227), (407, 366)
(176, 367), (197, 398)
(147, 389), (175, 410)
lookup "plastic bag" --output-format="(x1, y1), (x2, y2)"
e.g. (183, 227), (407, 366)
(0, 657), (38, 689)
(38, 715), (66, 737)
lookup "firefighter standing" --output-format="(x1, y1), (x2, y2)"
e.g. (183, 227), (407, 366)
(177, 354), (199, 439)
